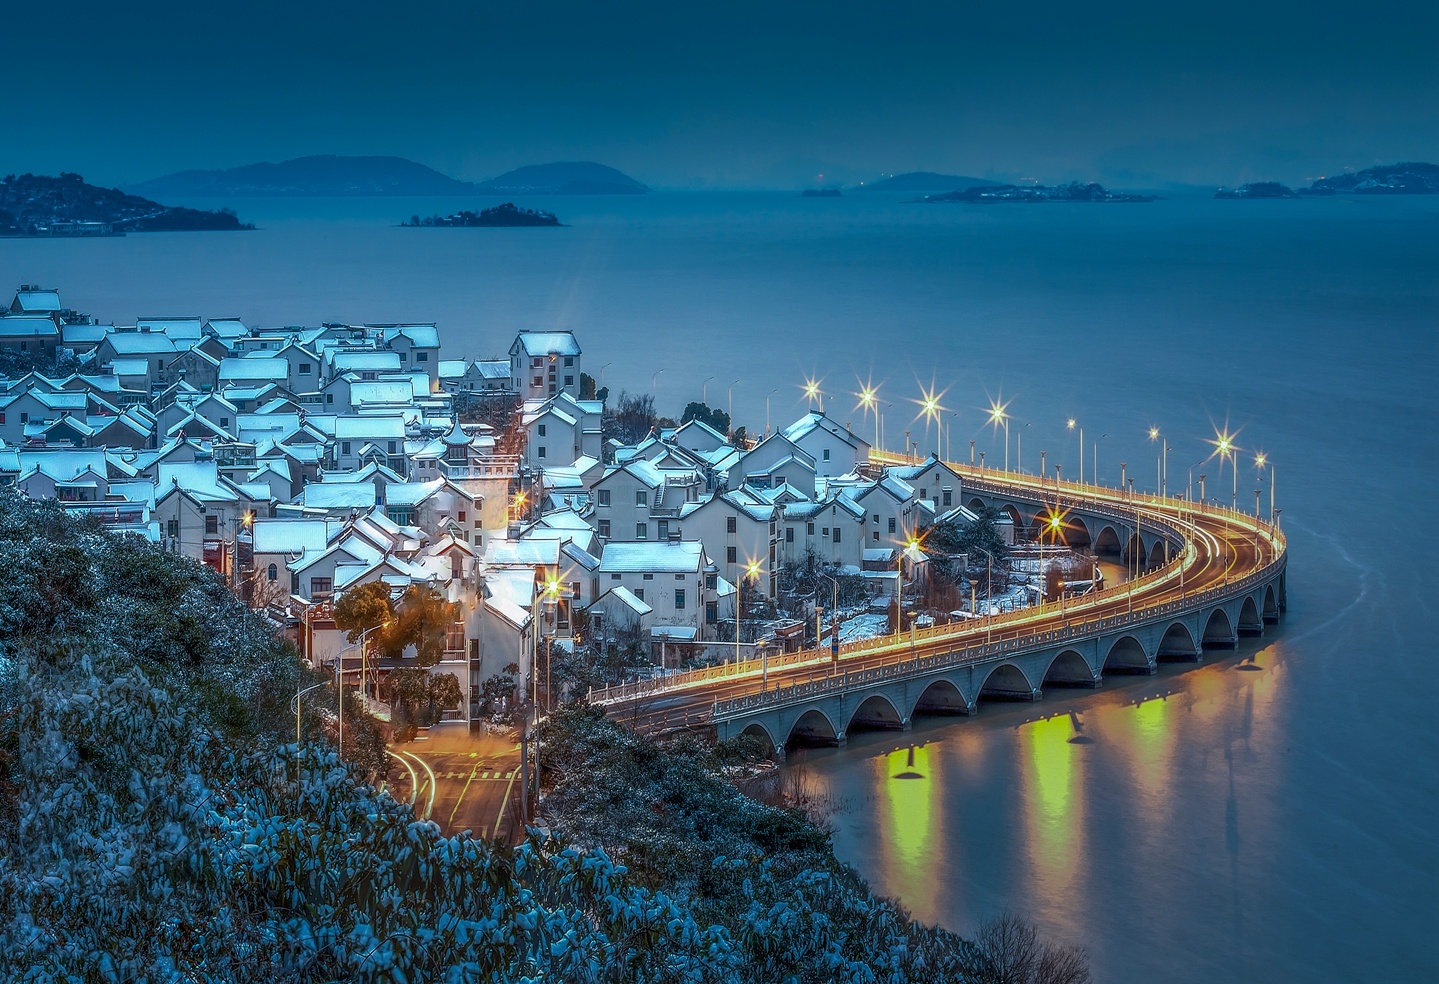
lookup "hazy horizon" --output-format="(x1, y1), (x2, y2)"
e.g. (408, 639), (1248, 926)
(2, 0), (1434, 191)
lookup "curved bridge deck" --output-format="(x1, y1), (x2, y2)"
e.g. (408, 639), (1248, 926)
(592, 461), (1286, 757)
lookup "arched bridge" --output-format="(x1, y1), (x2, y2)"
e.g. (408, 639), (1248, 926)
(592, 464), (1286, 758)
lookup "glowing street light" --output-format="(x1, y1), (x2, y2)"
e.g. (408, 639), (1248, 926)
(988, 400), (1010, 472)
(803, 376), (823, 410)
(856, 380), (881, 450)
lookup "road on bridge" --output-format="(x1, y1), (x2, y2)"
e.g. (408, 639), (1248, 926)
(600, 466), (1282, 732)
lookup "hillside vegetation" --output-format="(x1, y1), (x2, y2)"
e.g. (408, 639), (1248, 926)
(0, 492), (1087, 981)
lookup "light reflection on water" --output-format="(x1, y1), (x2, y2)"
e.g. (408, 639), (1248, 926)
(802, 639), (1299, 983)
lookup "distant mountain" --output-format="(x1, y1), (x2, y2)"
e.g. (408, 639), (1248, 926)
(129, 155), (477, 197)
(1301, 162), (1439, 195)
(473, 162), (648, 195)
(857, 171), (1001, 193)
(1215, 182), (1296, 199)
(0, 172), (250, 234)
(918, 182), (1155, 204)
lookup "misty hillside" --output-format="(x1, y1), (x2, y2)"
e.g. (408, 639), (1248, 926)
(857, 171), (1000, 192)
(129, 155), (478, 197)
(1303, 161), (1439, 195)
(474, 161), (648, 195)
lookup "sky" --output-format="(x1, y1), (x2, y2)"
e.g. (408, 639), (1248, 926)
(3, 0), (1435, 190)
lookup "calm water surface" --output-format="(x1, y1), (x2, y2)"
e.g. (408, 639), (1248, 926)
(4, 191), (1435, 981)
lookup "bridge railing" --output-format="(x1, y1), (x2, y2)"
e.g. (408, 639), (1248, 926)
(593, 465), (1284, 711)
(710, 559), (1285, 721)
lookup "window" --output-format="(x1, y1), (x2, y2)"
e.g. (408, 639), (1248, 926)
(571, 581), (581, 599)
(204, 514), (218, 535)
(943, 488), (953, 506)
(564, 375), (574, 386)
(598, 519), (611, 537)
(832, 527), (841, 543)
(634, 588), (645, 602)
(537, 446), (546, 459)
(538, 423), (547, 437)
(657, 520), (669, 539)
(564, 357), (574, 367)
(326, 393), (334, 404)
(726, 516), (736, 533)
(458, 511), (466, 522)
(675, 573), (685, 580)
(643, 573), (654, 580)
(636, 522), (647, 539)
(823, 448), (830, 461)
(674, 589), (686, 610)
(611, 572), (621, 580)
(726, 546), (737, 563)
(167, 519), (179, 538)
(533, 376), (543, 387)
(873, 513), (880, 523)
(785, 527), (794, 543)
(446, 621), (465, 651)
(636, 490), (648, 506)
(532, 357), (543, 368)
(19, 412), (28, 424)
(807, 522), (815, 535)
(341, 441), (351, 455)
(266, 563), (278, 581)
(706, 601), (718, 624)
(388, 441), (397, 454)
(399, 352), (408, 362)
(299, 363), (312, 375)
(873, 531), (880, 542)
(822, 528), (829, 537)
(311, 577), (332, 599)
(219, 417), (229, 428)
(598, 489), (611, 506)
(888, 518), (896, 533)
(416, 352), (428, 362)
(0, 413), (5, 425)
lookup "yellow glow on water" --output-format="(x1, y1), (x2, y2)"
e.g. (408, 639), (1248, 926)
(1123, 695), (1177, 818)
(876, 744), (939, 914)
(1022, 714), (1084, 896)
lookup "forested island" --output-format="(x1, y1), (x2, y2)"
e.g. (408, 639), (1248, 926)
(1215, 163), (1439, 199)
(917, 182), (1154, 203)
(0, 172), (251, 234)
(403, 202), (563, 227)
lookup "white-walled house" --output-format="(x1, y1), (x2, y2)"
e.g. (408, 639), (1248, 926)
(591, 539), (716, 649)
(779, 411), (871, 483)
(780, 494), (866, 569)
(677, 487), (780, 598)
(509, 331), (581, 401)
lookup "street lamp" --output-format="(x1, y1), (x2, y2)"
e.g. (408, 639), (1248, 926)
(728, 379), (740, 425)
(1067, 417), (1083, 485)
(988, 401), (1010, 473)
(818, 572), (840, 663)
(857, 382), (880, 451)
(292, 681), (328, 746)
(765, 388), (778, 438)
(599, 362), (612, 390)
(1016, 421), (1030, 474)
(701, 375), (715, 406)
(652, 369), (665, 406)
(335, 620), (386, 760)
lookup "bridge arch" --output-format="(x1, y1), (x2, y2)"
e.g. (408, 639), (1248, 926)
(1060, 515), (1092, 549)
(738, 722), (779, 759)
(1202, 608), (1236, 649)
(1147, 539), (1169, 567)
(911, 677), (972, 718)
(786, 707), (840, 748)
(1093, 525), (1123, 557)
(978, 661), (1038, 701)
(1157, 622), (1199, 660)
(998, 503), (1025, 532)
(1263, 584), (1280, 623)
(847, 693), (905, 733)
(1103, 634), (1153, 673)
(1238, 596), (1263, 636)
(1042, 648), (1097, 687)
(967, 496), (988, 513)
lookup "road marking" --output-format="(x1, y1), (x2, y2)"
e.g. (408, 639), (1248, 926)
(448, 760), (483, 831)
(495, 766), (519, 841)
(388, 749), (420, 808)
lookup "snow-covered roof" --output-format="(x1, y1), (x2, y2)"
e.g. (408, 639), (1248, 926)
(594, 585), (652, 617)
(598, 540), (704, 574)
(485, 538), (562, 567)
(219, 358), (288, 382)
(0, 317), (60, 340)
(513, 330), (581, 357)
(12, 288), (61, 313)
(251, 518), (330, 555)
(381, 324), (440, 349)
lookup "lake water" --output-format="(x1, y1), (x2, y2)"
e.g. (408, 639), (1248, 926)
(4, 190), (1436, 981)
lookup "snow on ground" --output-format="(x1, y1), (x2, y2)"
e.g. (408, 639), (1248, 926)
(837, 613), (890, 643)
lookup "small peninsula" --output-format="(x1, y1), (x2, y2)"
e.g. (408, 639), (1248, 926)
(0, 172), (250, 234)
(917, 181), (1155, 203)
(403, 202), (563, 227)
(1301, 161), (1439, 195)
